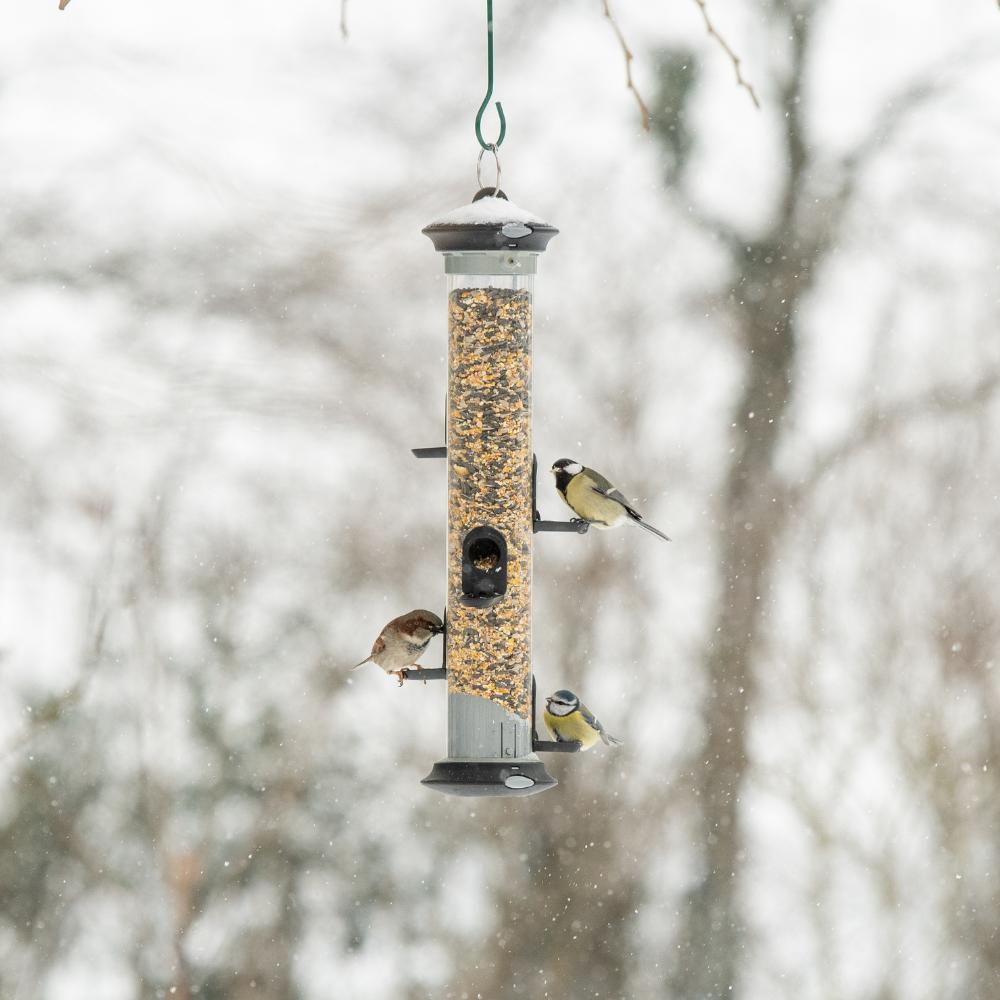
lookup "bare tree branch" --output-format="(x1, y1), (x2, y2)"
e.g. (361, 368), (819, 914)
(0, 603), (108, 764)
(785, 369), (1000, 509)
(824, 79), (942, 230)
(689, 0), (760, 109)
(600, 0), (650, 130)
(340, 0), (349, 41)
(813, 44), (998, 251)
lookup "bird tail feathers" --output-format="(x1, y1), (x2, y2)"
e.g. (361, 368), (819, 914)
(602, 731), (625, 747)
(629, 514), (671, 542)
(350, 656), (372, 671)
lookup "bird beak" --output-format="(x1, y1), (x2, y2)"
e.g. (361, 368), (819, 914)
(432, 624), (445, 635)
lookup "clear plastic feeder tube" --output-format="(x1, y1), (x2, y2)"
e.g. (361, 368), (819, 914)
(446, 251), (535, 751)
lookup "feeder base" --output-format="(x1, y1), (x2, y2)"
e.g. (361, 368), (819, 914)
(421, 758), (557, 798)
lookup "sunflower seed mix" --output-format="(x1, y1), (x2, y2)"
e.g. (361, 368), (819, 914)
(446, 285), (533, 717)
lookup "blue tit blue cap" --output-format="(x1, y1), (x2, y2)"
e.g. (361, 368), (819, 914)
(549, 689), (578, 703)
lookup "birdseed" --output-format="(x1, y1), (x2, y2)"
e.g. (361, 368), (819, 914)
(447, 285), (532, 718)
(472, 551), (501, 571)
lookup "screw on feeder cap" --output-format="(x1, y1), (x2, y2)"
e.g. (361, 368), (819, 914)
(422, 191), (558, 254)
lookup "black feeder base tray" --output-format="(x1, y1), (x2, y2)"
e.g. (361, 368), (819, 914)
(422, 759), (557, 798)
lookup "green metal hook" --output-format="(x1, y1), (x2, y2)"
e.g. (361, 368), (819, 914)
(475, 0), (506, 150)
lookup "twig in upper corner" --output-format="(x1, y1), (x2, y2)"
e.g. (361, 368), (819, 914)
(690, 0), (760, 109)
(340, 0), (349, 40)
(600, 0), (651, 130)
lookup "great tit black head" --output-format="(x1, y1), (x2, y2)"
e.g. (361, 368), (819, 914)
(551, 459), (583, 493)
(545, 689), (580, 716)
(551, 458), (583, 475)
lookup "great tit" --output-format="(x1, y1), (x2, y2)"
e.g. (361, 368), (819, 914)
(352, 610), (444, 685)
(550, 459), (670, 541)
(544, 689), (624, 750)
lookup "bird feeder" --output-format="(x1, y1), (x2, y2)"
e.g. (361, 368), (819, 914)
(419, 190), (560, 797)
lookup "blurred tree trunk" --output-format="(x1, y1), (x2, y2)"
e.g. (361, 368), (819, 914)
(443, 535), (648, 999)
(671, 8), (819, 996)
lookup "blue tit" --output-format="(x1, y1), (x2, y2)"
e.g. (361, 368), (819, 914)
(544, 689), (624, 750)
(550, 459), (670, 542)
(352, 609), (444, 685)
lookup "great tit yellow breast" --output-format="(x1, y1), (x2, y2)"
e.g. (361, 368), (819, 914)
(564, 474), (627, 528)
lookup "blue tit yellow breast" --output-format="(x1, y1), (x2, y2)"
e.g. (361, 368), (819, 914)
(544, 708), (602, 750)
(564, 474), (626, 528)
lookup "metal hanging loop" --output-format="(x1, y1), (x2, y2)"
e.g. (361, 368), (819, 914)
(476, 145), (502, 198)
(474, 0), (507, 150)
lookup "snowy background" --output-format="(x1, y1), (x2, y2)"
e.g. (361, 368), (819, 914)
(2, 1), (1000, 998)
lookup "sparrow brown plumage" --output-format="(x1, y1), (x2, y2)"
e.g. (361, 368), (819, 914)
(352, 609), (444, 686)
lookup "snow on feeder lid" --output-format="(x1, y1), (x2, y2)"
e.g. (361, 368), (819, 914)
(423, 190), (558, 261)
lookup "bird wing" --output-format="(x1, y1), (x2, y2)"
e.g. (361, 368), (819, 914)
(578, 702), (604, 735)
(583, 467), (618, 494)
(578, 702), (625, 746)
(579, 702), (625, 746)
(589, 484), (671, 541)
(582, 467), (638, 515)
(351, 635), (385, 670)
(588, 483), (642, 520)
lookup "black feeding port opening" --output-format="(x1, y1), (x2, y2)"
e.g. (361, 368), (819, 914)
(461, 526), (508, 608)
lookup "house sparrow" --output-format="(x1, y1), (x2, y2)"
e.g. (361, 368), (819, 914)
(550, 458), (670, 541)
(352, 610), (444, 686)
(544, 689), (623, 750)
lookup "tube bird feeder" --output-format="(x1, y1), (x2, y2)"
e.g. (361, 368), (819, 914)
(421, 190), (558, 797)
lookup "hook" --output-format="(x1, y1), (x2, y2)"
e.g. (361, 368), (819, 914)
(475, 0), (507, 150)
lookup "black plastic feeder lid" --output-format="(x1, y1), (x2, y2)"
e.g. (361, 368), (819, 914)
(423, 190), (558, 254)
